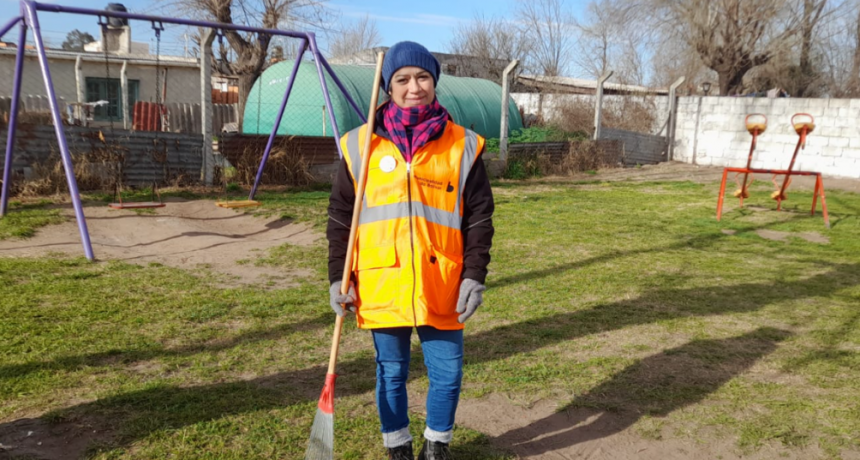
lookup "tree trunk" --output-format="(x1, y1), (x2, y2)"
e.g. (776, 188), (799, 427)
(797, 0), (826, 97)
(716, 57), (752, 95)
(849, 7), (860, 97)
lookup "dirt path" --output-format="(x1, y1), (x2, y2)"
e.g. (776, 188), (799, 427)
(0, 198), (320, 288)
(453, 394), (836, 460)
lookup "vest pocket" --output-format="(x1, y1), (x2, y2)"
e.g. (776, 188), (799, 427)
(355, 244), (399, 312)
(424, 246), (463, 316)
(356, 244), (396, 270)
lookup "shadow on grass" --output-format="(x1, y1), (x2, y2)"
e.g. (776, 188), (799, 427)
(1, 262), (857, 458)
(462, 327), (791, 457)
(0, 313), (332, 382)
(486, 213), (843, 291)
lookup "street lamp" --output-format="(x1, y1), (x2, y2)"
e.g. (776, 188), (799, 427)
(702, 81), (712, 96)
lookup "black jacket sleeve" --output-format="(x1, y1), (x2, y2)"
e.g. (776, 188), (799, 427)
(327, 157), (355, 284)
(461, 147), (494, 284)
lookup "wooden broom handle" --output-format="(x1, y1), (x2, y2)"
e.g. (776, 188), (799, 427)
(327, 51), (385, 376)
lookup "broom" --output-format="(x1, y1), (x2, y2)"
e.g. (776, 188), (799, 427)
(304, 50), (385, 460)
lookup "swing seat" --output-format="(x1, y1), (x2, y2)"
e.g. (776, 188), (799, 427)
(109, 201), (166, 210)
(216, 200), (261, 209)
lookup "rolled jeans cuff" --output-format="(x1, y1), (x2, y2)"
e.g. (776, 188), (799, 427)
(382, 427), (413, 448)
(424, 426), (453, 444)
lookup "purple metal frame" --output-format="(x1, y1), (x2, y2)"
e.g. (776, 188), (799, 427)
(1, 16), (27, 218)
(0, 16), (24, 38)
(1, 1), (366, 261)
(249, 40), (308, 199)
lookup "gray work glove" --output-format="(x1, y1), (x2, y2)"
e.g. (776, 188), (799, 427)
(329, 281), (356, 317)
(456, 278), (486, 323)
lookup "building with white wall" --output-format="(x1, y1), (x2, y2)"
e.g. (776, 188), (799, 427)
(0, 24), (200, 128)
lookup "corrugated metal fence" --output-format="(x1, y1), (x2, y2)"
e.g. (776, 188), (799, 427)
(600, 128), (668, 166)
(0, 95), (67, 115)
(220, 133), (339, 167)
(509, 140), (624, 166)
(0, 124), (204, 188)
(133, 102), (236, 134)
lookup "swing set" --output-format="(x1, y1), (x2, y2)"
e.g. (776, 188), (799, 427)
(0, 1), (366, 260)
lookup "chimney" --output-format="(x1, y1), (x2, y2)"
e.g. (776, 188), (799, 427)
(101, 3), (131, 54)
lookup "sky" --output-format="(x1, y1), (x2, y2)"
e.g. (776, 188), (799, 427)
(1, 0), (589, 58)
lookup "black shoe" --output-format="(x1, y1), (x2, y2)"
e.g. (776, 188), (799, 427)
(388, 441), (415, 460)
(417, 440), (452, 460)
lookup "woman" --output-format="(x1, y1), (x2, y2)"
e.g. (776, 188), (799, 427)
(326, 41), (494, 460)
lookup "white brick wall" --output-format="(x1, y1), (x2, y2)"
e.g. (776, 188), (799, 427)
(674, 96), (860, 179)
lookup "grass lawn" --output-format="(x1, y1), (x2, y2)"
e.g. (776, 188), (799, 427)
(1, 176), (859, 459)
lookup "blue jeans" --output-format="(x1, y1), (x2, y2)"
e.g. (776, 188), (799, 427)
(372, 326), (464, 436)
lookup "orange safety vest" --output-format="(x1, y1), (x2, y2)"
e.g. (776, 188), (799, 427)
(340, 121), (485, 330)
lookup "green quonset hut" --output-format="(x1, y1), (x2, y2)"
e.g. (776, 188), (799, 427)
(242, 61), (523, 139)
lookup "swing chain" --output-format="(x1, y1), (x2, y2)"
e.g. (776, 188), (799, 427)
(98, 15), (114, 131)
(152, 21), (164, 138)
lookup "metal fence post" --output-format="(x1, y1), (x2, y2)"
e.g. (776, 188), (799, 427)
(499, 59), (519, 164)
(121, 60), (129, 129)
(200, 28), (215, 186)
(593, 70), (614, 140)
(75, 54), (84, 105)
(667, 76), (686, 161)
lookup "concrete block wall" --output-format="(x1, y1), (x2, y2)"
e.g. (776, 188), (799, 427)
(512, 93), (671, 135)
(674, 96), (860, 179)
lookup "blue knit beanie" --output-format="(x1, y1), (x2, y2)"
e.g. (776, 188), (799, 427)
(382, 41), (440, 92)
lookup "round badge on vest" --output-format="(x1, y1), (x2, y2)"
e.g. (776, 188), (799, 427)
(379, 155), (397, 173)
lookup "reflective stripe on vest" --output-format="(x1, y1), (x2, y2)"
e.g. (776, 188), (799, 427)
(343, 125), (480, 230)
(358, 201), (461, 230)
(345, 126), (363, 184)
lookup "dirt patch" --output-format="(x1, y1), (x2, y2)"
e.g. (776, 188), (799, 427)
(798, 232), (830, 244)
(757, 229), (791, 242)
(454, 394), (822, 459)
(755, 229), (830, 244)
(0, 199), (320, 288)
(0, 416), (115, 460)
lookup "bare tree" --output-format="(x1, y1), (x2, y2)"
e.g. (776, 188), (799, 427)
(651, 0), (806, 95)
(446, 14), (531, 82)
(572, 2), (615, 78)
(847, 4), (860, 96)
(328, 14), (382, 59)
(573, 0), (653, 85)
(793, 0), (830, 96)
(648, 32), (713, 91)
(164, 0), (329, 131)
(518, 0), (576, 76)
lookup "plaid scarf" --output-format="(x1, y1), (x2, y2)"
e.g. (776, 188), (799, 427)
(382, 98), (449, 163)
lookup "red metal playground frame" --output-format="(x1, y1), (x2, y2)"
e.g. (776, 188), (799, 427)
(716, 113), (830, 229)
(0, 1), (365, 260)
